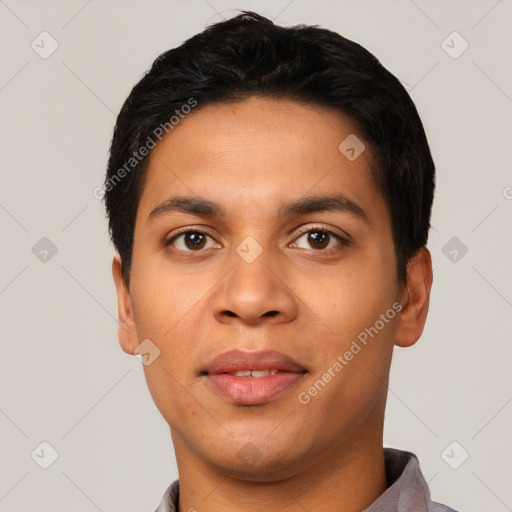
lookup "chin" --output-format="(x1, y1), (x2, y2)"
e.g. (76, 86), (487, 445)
(202, 437), (308, 480)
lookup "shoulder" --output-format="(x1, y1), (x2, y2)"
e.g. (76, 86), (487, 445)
(154, 480), (179, 512)
(380, 448), (460, 512)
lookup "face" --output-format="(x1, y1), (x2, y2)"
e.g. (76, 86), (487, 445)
(113, 97), (428, 481)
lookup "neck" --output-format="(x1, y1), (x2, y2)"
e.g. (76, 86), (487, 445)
(172, 429), (387, 512)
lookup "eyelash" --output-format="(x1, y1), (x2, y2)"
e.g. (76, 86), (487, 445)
(292, 225), (351, 250)
(164, 225), (350, 253)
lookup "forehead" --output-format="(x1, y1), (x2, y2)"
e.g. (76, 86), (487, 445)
(137, 97), (387, 226)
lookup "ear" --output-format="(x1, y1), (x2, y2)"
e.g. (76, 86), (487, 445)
(112, 254), (139, 355)
(395, 248), (433, 348)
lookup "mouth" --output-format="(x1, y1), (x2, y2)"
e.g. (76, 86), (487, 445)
(201, 349), (308, 405)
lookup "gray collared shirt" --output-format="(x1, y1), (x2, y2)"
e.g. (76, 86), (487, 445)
(154, 448), (457, 511)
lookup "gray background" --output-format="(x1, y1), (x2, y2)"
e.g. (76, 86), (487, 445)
(1, 0), (511, 510)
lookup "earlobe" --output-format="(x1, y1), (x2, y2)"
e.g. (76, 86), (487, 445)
(112, 254), (139, 355)
(394, 248), (433, 348)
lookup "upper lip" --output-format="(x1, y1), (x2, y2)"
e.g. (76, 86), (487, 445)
(202, 349), (307, 375)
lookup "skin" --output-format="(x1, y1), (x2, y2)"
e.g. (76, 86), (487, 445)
(112, 97), (433, 511)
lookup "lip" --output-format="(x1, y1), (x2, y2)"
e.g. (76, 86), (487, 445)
(202, 349), (308, 405)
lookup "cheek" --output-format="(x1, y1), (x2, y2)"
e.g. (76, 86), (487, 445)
(128, 254), (217, 386)
(295, 315), (396, 449)
(295, 252), (398, 411)
(129, 264), (203, 425)
(300, 254), (396, 340)
(129, 255), (207, 339)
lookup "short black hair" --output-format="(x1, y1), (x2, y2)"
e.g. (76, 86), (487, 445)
(104, 11), (435, 286)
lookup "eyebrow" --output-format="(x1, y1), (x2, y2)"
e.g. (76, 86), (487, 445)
(148, 193), (369, 223)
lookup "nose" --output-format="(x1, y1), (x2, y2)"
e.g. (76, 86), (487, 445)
(211, 250), (298, 327)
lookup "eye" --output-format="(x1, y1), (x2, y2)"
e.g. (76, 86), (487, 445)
(164, 225), (349, 253)
(165, 227), (221, 252)
(290, 226), (349, 251)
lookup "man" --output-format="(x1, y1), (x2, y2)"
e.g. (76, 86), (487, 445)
(104, 11), (457, 511)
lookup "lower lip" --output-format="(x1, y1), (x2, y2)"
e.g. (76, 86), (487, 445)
(205, 372), (306, 405)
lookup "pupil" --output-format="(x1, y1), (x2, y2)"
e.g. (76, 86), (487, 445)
(185, 233), (206, 250)
(309, 231), (329, 249)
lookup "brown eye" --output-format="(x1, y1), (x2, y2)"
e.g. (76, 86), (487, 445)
(291, 227), (349, 251)
(183, 232), (207, 250)
(307, 231), (330, 249)
(166, 229), (220, 252)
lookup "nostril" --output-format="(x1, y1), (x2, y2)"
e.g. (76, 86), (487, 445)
(221, 310), (279, 319)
